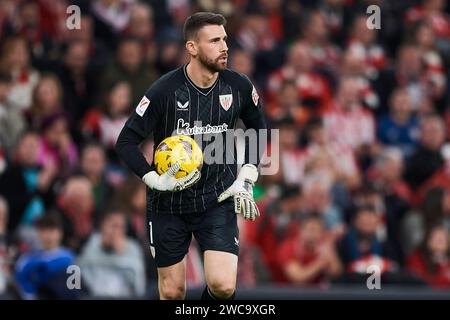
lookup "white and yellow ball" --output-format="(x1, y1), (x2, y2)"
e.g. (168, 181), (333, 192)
(154, 135), (203, 179)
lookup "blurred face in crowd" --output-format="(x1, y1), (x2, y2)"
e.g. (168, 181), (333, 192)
(246, 14), (269, 38)
(81, 145), (106, 181)
(338, 78), (360, 109)
(7, 38), (30, 70)
(300, 217), (324, 250)
(38, 227), (62, 250)
(61, 177), (94, 214)
(20, 1), (39, 28)
(306, 12), (328, 42)
(352, 16), (376, 46)
(101, 212), (126, 250)
(65, 41), (89, 73)
(341, 50), (366, 76)
(279, 124), (298, 149)
(129, 4), (154, 39)
(378, 152), (404, 184)
(420, 117), (446, 151)
(288, 43), (312, 72)
(397, 46), (422, 79)
(230, 50), (254, 78)
(354, 210), (379, 236)
(416, 23), (435, 49)
(308, 125), (326, 145)
(67, 15), (93, 42)
(118, 40), (143, 72)
(108, 82), (132, 117)
(44, 117), (69, 148)
(34, 76), (61, 112)
(16, 132), (40, 166)
(188, 24), (228, 73)
(390, 88), (412, 121)
(427, 226), (449, 258)
(279, 82), (300, 108)
(303, 180), (330, 212)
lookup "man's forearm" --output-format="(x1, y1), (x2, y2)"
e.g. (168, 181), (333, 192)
(115, 126), (152, 178)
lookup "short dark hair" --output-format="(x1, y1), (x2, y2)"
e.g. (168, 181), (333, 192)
(35, 213), (63, 231)
(183, 12), (226, 41)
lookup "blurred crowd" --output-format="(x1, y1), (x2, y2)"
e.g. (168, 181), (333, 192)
(1, 0), (450, 299)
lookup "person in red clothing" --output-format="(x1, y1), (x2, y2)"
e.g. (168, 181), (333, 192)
(277, 214), (342, 286)
(407, 224), (450, 288)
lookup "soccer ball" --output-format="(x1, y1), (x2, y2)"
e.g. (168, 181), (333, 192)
(154, 135), (203, 179)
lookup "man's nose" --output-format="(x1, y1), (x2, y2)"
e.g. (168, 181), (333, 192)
(222, 40), (228, 52)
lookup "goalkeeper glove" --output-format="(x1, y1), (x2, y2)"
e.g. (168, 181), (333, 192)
(218, 164), (260, 221)
(142, 162), (201, 192)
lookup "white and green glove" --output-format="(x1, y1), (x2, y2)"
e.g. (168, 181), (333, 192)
(218, 164), (260, 221)
(142, 162), (201, 192)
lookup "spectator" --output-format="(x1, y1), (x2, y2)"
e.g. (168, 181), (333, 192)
(38, 113), (78, 178)
(277, 214), (342, 286)
(338, 205), (400, 274)
(124, 2), (157, 64)
(267, 42), (332, 114)
(0, 35), (39, 111)
(25, 74), (64, 131)
(15, 213), (76, 299)
(407, 223), (450, 288)
(404, 114), (446, 189)
(347, 14), (387, 80)
(377, 87), (420, 157)
(237, 215), (270, 287)
(101, 37), (156, 107)
(57, 40), (99, 126)
(402, 187), (450, 255)
(0, 131), (56, 234)
(56, 176), (95, 252)
(302, 172), (345, 241)
(0, 72), (25, 156)
(303, 117), (360, 190)
(79, 142), (113, 215)
(324, 77), (376, 152)
(82, 81), (132, 157)
(299, 10), (340, 76)
(267, 80), (310, 127)
(77, 208), (146, 298)
(91, 0), (136, 49)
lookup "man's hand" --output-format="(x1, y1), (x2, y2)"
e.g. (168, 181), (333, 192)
(218, 164), (260, 221)
(142, 162), (201, 192)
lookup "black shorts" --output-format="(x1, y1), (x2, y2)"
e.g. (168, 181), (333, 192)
(147, 199), (239, 268)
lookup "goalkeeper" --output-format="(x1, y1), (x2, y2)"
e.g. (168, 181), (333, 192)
(116, 12), (267, 300)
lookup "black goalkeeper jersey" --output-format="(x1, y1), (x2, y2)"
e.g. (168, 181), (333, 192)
(116, 64), (266, 214)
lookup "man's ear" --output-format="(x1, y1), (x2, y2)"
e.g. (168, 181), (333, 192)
(186, 40), (198, 56)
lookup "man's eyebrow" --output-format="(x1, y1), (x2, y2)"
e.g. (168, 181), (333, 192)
(209, 35), (228, 42)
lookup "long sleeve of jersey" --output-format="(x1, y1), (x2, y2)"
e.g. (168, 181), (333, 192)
(115, 84), (164, 179)
(239, 78), (267, 167)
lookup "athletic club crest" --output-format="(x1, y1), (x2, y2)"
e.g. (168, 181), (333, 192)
(219, 94), (233, 111)
(252, 86), (259, 106)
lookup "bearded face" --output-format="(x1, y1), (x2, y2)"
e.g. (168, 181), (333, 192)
(197, 46), (228, 73)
